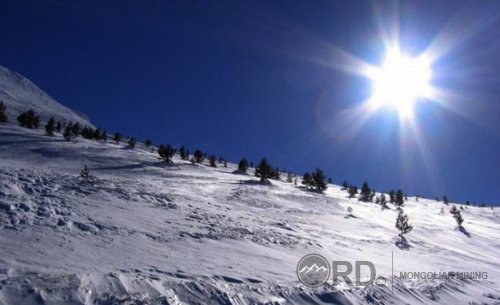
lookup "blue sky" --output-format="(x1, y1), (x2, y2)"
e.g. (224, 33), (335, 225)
(1, 0), (499, 204)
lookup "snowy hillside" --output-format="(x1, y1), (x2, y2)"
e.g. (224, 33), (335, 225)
(0, 66), (499, 304)
(0, 65), (91, 126)
(1, 123), (500, 305)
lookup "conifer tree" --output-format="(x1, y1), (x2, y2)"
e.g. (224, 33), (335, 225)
(238, 158), (249, 172)
(395, 189), (405, 206)
(92, 128), (102, 141)
(255, 158), (273, 183)
(0, 101), (8, 123)
(396, 210), (413, 238)
(348, 185), (358, 198)
(128, 137), (136, 149)
(209, 155), (217, 167)
(45, 117), (56, 136)
(113, 132), (122, 144)
(224, 160), (227, 167)
(286, 172), (293, 183)
(312, 168), (327, 192)
(17, 109), (40, 129)
(341, 180), (349, 190)
(63, 126), (72, 141)
(193, 150), (204, 163)
(56, 120), (62, 132)
(145, 139), (152, 147)
(100, 130), (107, 142)
(80, 165), (90, 178)
(389, 190), (396, 203)
(360, 182), (371, 201)
(302, 172), (312, 188)
(179, 146), (187, 160)
(158, 144), (176, 162)
(71, 122), (81, 137)
(443, 196), (449, 205)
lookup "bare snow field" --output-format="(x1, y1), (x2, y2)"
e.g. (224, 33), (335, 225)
(0, 65), (499, 304)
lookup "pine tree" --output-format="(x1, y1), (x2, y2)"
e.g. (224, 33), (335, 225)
(128, 137), (136, 149)
(224, 160), (227, 167)
(71, 122), (81, 137)
(45, 117), (56, 136)
(380, 194), (388, 209)
(312, 168), (327, 192)
(396, 210), (413, 237)
(209, 155), (217, 167)
(179, 146), (188, 160)
(395, 189), (404, 206)
(389, 190), (396, 203)
(193, 150), (204, 163)
(92, 128), (102, 141)
(443, 196), (449, 205)
(17, 109), (40, 128)
(81, 126), (94, 139)
(348, 185), (358, 198)
(302, 172), (312, 188)
(0, 101), (8, 123)
(360, 182), (371, 201)
(56, 120), (62, 132)
(286, 172), (293, 183)
(145, 139), (152, 148)
(255, 158), (273, 183)
(341, 181), (349, 190)
(113, 132), (122, 144)
(158, 144), (176, 162)
(271, 167), (281, 180)
(100, 130), (107, 142)
(238, 158), (249, 172)
(453, 210), (464, 227)
(80, 165), (90, 178)
(63, 126), (72, 141)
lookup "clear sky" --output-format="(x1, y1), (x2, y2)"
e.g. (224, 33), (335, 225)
(1, 0), (499, 205)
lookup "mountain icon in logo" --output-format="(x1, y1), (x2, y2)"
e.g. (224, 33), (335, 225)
(296, 254), (330, 287)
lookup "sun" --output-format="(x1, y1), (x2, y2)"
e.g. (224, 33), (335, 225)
(369, 48), (433, 118)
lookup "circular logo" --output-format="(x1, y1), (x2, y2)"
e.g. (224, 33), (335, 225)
(296, 254), (330, 287)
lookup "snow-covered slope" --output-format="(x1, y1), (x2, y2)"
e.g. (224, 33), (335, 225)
(0, 124), (499, 305)
(0, 65), (91, 126)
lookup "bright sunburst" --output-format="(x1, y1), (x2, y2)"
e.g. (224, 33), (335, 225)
(369, 48), (433, 118)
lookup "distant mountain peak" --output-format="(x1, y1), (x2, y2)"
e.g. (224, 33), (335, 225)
(0, 65), (92, 126)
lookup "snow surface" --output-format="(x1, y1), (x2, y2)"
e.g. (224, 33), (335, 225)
(0, 67), (499, 304)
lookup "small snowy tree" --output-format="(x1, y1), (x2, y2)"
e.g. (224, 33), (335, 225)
(71, 122), (81, 137)
(348, 185), (358, 198)
(179, 146), (188, 160)
(312, 168), (327, 192)
(396, 210), (413, 248)
(286, 172), (293, 183)
(128, 137), (136, 149)
(158, 144), (176, 162)
(113, 132), (122, 144)
(80, 165), (90, 178)
(255, 158), (273, 183)
(360, 182), (371, 201)
(395, 189), (404, 206)
(209, 155), (217, 167)
(63, 126), (72, 141)
(193, 150), (204, 163)
(45, 117), (56, 136)
(0, 101), (7, 123)
(238, 158), (249, 172)
(341, 180), (349, 190)
(17, 109), (40, 129)
(302, 172), (312, 188)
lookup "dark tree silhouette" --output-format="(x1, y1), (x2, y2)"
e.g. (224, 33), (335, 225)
(395, 189), (405, 207)
(238, 158), (249, 172)
(45, 117), (56, 136)
(209, 155), (217, 167)
(158, 144), (176, 162)
(255, 158), (273, 183)
(113, 132), (122, 144)
(193, 150), (204, 163)
(302, 172), (312, 188)
(0, 101), (7, 123)
(128, 137), (136, 149)
(17, 109), (40, 129)
(312, 168), (327, 192)
(360, 182), (372, 202)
